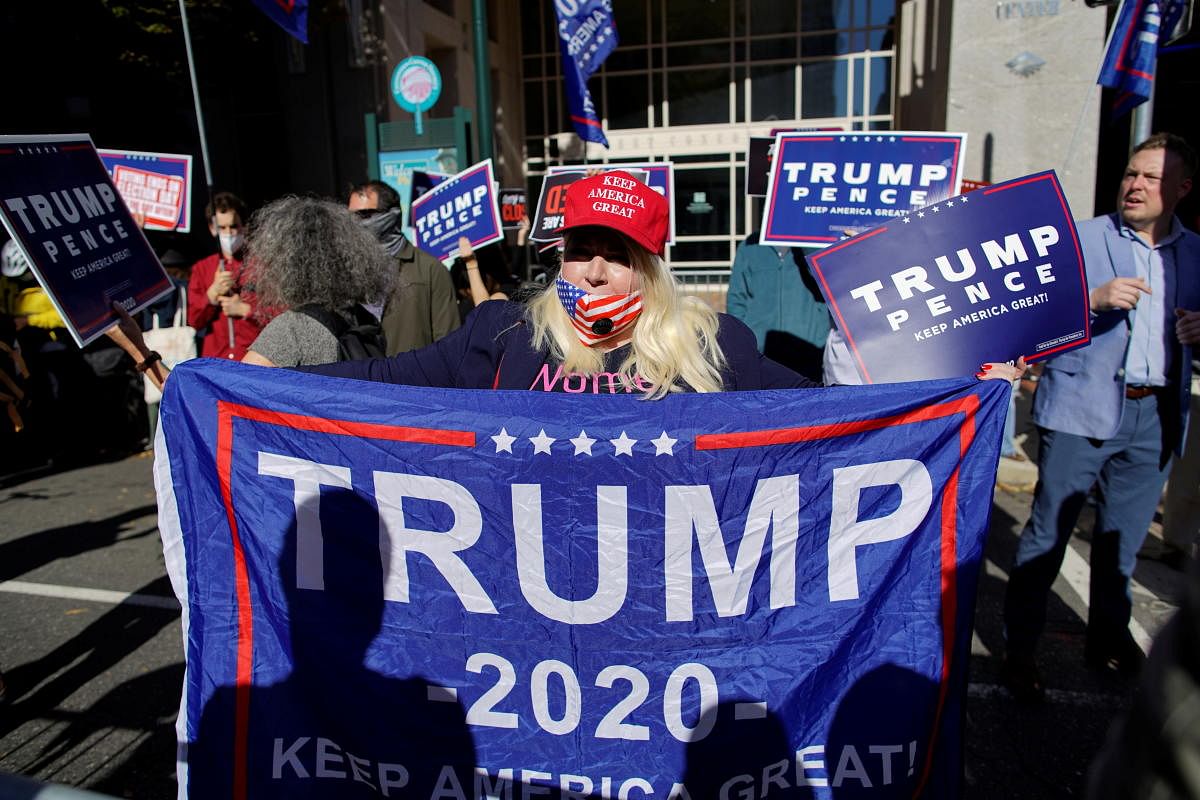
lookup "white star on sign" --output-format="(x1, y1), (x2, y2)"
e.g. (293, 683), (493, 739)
(610, 431), (637, 456)
(530, 429), (556, 455)
(960, 195), (968, 203)
(570, 430), (597, 455)
(902, 216), (912, 223)
(651, 431), (678, 456)
(492, 428), (516, 453)
(932, 205), (940, 212)
(944, 199), (954, 207)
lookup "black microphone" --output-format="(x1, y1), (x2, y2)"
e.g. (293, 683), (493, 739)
(591, 318), (614, 335)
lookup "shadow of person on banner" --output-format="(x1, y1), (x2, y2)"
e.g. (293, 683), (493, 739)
(680, 701), (798, 799)
(825, 663), (941, 799)
(191, 484), (477, 798)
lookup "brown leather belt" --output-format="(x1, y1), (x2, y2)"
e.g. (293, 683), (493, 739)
(1125, 385), (1161, 400)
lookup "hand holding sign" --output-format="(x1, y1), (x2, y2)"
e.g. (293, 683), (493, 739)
(1091, 276), (1151, 311)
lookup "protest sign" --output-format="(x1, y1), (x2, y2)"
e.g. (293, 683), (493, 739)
(807, 170), (1089, 383)
(746, 129), (845, 196)
(157, 358), (1008, 799)
(407, 170), (450, 225)
(410, 159), (503, 262)
(97, 148), (193, 232)
(533, 166), (666, 244)
(499, 188), (526, 230)
(761, 132), (966, 247)
(0, 134), (173, 346)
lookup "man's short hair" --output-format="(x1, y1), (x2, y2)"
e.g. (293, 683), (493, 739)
(1133, 132), (1198, 179)
(348, 180), (401, 212)
(205, 191), (247, 225)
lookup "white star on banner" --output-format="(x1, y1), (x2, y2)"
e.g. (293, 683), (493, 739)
(651, 431), (678, 456)
(530, 429), (556, 455)
(960, 195), (969, 203)
(839, 136), (846, 142)
(945, 199), (955, 207)
(876, 136), (883, 142)
(889, 136), (897, 142)
(610, 431), (637, 456)
(932, 206), (940, 212)
(917, 211), (926, 218)
(570, 430), (597, 456)
(492, 428), (516, 453)
(902, 216), (911, 223)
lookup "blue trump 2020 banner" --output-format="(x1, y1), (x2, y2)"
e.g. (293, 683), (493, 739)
(411, 159), (503, 262)
(808, 171), (1089, 384)
(555, 0), (618, 147)
(761, 132), (966, 248)
(156, 359), (1008, 799)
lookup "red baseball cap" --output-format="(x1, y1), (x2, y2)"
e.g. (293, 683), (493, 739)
(561, 171), (670, 256)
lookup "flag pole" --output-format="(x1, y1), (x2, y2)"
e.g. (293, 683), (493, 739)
(178, 0), (214, 207)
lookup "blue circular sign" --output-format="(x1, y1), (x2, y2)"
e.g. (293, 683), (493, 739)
(391, 56), (442, 114)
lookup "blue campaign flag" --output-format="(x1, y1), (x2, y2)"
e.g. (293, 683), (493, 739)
(808, 171), (1090, 384)
(0, 134), (173, 346)
(97, 148), (194, 232)
(1098, 0), (1189, 117)
(251, 0), (309, 44)
(410, 159), (503, 262)
(555, 0), (619, 147)
(761, 132), (966, 248)
(156, 358), (1009, 799)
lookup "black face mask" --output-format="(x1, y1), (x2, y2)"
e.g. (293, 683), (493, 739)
(357, 207), (406, 256)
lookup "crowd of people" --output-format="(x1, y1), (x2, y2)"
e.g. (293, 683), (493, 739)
(3, 130), (1199, 792)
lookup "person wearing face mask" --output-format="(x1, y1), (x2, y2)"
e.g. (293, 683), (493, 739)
(186, 192), (264, 360)
(240, 171), (1014, 397)
(347, 181), (460, 355)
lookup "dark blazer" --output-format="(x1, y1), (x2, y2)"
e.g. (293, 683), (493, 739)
(1032, 214), (1200, 452)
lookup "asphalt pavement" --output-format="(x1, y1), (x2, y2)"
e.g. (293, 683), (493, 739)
(0, 438), (1188, 798)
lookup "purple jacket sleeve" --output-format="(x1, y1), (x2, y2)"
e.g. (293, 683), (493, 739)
(294, 301), (520, 388)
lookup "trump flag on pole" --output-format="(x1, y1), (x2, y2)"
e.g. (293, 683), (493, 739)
(554, 0), (619, 147)
(1098, 0), (1190, 117)
(156, 358), (1008, 799)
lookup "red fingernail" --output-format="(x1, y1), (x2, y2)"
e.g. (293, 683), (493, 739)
(981, 365), (992, 371)
(975, 372), (985, 378)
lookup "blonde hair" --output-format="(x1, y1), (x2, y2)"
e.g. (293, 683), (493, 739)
(526, 238), (726, 398)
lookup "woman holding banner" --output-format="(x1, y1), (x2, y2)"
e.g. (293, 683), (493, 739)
(112, 172), (1025, 394)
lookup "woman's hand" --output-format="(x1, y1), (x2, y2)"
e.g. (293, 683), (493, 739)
(517, 215), (530, 246)
(977, 356), (1028, 383)
(458, 236), (475, 262)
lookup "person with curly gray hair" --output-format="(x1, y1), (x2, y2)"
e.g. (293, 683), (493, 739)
(240, 196), (395, 368)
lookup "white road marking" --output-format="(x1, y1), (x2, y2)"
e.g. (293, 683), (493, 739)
(0, 580), (179, 610)
(1059, 544), (1153, 654)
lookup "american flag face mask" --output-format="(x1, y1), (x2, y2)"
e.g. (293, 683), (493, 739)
(554, 276), (644, 346)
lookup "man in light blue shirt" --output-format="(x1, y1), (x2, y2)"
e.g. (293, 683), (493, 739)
(1003, 133), (1200, 702)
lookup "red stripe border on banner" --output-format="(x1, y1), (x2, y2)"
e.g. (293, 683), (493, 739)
(214, 401), (475, 800)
